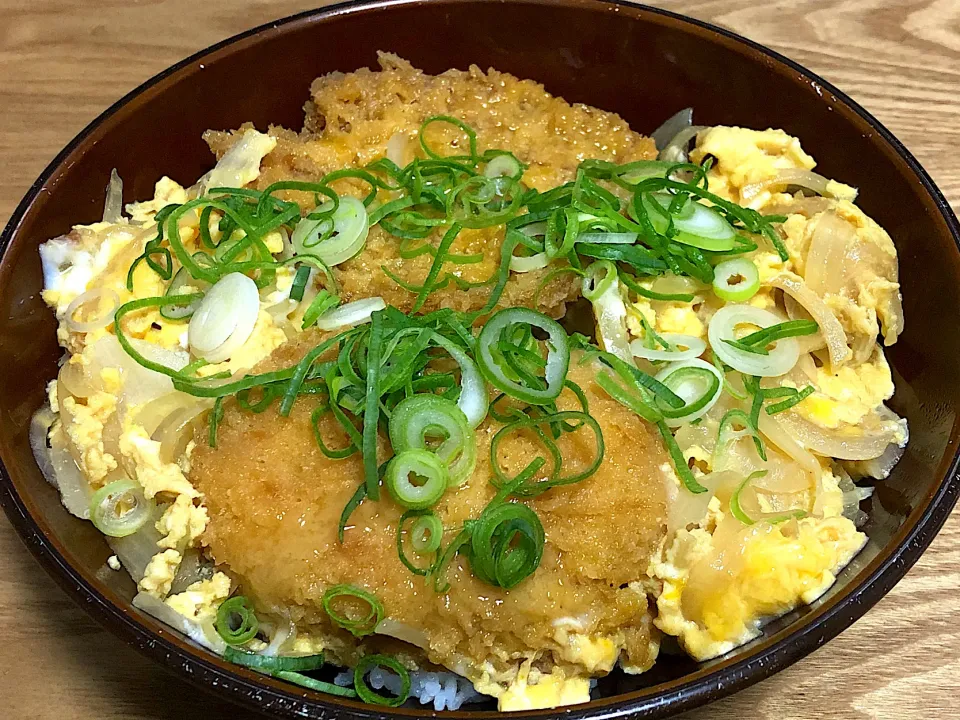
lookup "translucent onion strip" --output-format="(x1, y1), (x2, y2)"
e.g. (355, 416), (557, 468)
(64, 288), (121, 333)
(768, 273), (851, 367)
(583, 261), (633, 364)
(315, 297), (386, 331)
(741, 168), (857, 203)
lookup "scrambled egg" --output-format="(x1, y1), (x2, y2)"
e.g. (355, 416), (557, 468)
(165, 572), (232, 621)
(156, 494), (208, 550)
(497, 662), (591, 712)
(651, 489), (865, 660)
(59, 392), (118, 484)
(40, 130), (290, 605)
(139, 549), (182, 598)
(780, 201), (902, 345)
(690, 126), (855, 209)
(790, 351), (894, 429)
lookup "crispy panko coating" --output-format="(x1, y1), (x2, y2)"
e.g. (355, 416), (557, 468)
(191, 337), (669, 687)
(204, 53), (656, 317)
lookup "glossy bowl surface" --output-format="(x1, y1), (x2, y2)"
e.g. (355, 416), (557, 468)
(1, 1), (958, 718)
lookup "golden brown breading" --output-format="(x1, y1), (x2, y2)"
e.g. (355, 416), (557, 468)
(190, 338), (669, 686)
(204, 53), (657, 317)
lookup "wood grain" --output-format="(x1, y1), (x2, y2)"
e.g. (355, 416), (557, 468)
(0, 1), (957, 718)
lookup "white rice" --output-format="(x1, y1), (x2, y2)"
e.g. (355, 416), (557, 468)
(335, 666), (484, 711)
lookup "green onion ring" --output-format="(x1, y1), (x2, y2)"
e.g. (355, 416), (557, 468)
(353, 654), (411, 707)
(89, 479), (154, 538)
(476, 307), (570, 404)
(468, 500), (544, 589)
(384, 449), (449, 509)
(389, 395), (476, 485)
(215, 596), (260, 646)
(321, 584), (384, 637)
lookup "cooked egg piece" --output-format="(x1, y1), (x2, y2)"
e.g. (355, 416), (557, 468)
(789, 349), (894, 430)
(498, 663), (591, 712)
(652, 504), (865, 660)
(139, 548), (182, 599)
(165, 572), (232, 621)
(692, 126), (826, 209)
(156, 494), (209, 550)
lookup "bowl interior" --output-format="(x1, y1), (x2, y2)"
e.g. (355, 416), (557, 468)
(1, 1), (958, 717)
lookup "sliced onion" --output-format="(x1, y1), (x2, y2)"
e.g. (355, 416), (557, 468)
(651, 108), (694, 151)
(430, 334), (488, 428)
(756, 412), (822, 477)
(171, 548), (213, 594)
(509, 251), (549, 273)
(154, 399), (213, 463)
(103, 169), (124, 224)
(741, 169), (856, 202)
(133, 592), (226, 653)
(774, 408), (898, 460)
(48, 424), (92, 519)
(631, 333), (705, 362)
(107, 520), (162, 581)
(315, 297), (385, 331)
(656, 358), (724, 427)
(584, 263), (633, 364)
(30, 406), (58, 488)
(805, 211), (856, 297)
(768, 274), (851, 368)
(708, 304), (800, 376)
(188, 272), (260, 362)
(291, 196), (369, 266)
(386, 132), (409, 166)
(64, 288), (120, 333)
(661, 127), (708, 163)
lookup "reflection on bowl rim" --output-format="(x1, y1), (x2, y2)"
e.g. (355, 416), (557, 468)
(0, 1), (958, 718)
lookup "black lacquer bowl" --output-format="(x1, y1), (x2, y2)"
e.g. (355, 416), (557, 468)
(1, 1), (958, 717)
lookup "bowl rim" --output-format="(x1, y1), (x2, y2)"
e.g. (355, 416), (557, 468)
(2, 0), (959, 718)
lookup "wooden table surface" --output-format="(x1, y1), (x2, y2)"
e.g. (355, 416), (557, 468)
(1, 1), (957, 718)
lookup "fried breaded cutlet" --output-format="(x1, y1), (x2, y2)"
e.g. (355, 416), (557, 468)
(203, 53), (657, 317)
(190, 333), (669, 690)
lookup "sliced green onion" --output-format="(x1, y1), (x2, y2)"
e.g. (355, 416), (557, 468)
(735, 319), (819, 349)
(321, 584), (383, 637)
(215, 596), (259, 646)
(224, 647), (324, 672)
(484, 152), (524, 180)
(353, 654), (411, 707)
(708, 305), (801, 377)
(410, 513), (443, 553)
(654, 358), (723, 426)
(712, 258), (760, 302)
(657, 419), (708, 494)
(384, 449), (449, 509)
(289, 265), (311, 302)
(730, 470), (808, 525)
(274, 671), (359, 697)
(89, 479), (153, 538)
(642, 192), (738, 251)
(396, 509), (441, 576)
(765, 385), (815, 415)
(389, 395), (476, 485)
(714, 408), (766, 467)
(490, 411), (603, 496)
(476, 307), (570, 404)
(301, 290), (340, 330)
(160, 267), (208, 320)
(291, 196), (369, 266)
(469, 500), (544, 589)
